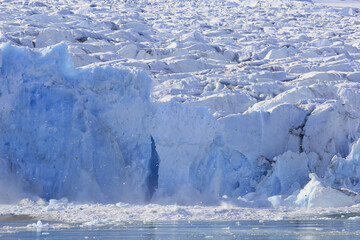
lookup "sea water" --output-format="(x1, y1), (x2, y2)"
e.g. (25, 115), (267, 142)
(1, 219), (360, 239)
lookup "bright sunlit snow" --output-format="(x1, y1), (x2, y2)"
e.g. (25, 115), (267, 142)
(1, 0), (360, 225)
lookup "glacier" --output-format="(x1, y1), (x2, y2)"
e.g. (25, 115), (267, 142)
(0, 43), (153, 203)
(0, 0), (360, 215)
(1, 43), (360, 209)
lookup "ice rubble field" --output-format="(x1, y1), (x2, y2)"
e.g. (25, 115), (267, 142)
(1, 0), (360, 226)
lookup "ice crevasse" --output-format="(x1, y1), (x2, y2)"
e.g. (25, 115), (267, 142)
(1, 43), (360, 208)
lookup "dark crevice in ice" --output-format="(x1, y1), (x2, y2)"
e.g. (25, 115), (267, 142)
(76, 37), (88, 43)
(147, 136), (160, 201)
(290, 108), (315, 153)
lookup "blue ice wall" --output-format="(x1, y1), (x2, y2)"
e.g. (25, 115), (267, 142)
(0, 43), (153, 203)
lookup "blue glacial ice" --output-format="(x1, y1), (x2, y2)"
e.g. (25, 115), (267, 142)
(325, 139), (360, 193)
(0, 43), (153, 203)
(1, 43), (360, 208)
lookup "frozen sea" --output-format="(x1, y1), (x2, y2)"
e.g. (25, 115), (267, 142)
(3, 218), (360, 239)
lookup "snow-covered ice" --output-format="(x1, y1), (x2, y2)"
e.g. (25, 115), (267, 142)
(1, 0), (360, 225)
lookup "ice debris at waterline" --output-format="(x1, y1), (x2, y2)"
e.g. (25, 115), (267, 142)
(1, 43), (360, 208)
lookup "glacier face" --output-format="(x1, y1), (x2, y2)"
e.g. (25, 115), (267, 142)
(0, 44), (306, 204)
(1, 43), (360, 206)
(1, 43), (359, 207)
(0, 44), (153, 203)
(1, 0), (360, 209)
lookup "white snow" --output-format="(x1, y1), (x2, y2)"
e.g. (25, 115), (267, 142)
(1, 0), (360, 225)
(314, 0), (360, 8)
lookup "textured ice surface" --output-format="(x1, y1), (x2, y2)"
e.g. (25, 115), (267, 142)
(295, 173), (358, 208)
(325, 139), (360, 194)
(1, 0), (360, 214)
(0, 43), (153, 203)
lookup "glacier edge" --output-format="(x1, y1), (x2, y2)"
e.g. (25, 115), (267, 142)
(1, 44), (360, 208)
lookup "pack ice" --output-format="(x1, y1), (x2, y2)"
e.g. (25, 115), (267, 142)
(0, 0), (360, 209)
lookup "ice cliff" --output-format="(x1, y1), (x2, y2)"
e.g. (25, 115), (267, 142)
(1, 44), (360, 208)
(0, 43), (153, 203)
(1, 0), (360, 209)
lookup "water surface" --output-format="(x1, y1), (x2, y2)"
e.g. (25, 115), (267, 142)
(2, 218), (360, 239)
